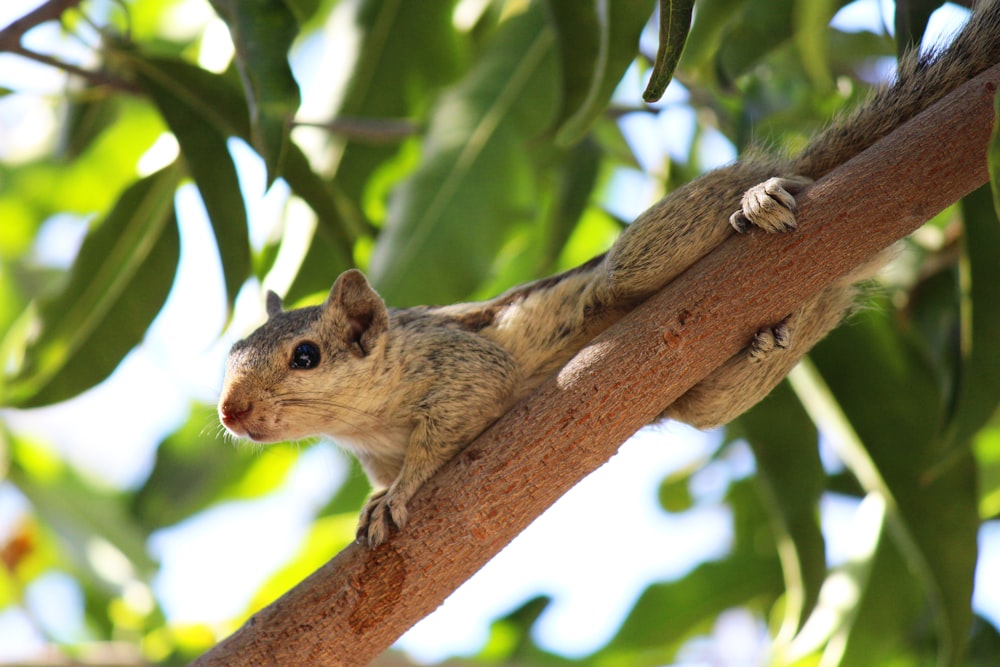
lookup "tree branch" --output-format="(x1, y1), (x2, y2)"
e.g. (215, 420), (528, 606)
(191, 64), (1000, 667)
(0, 0), (82, 51)
(0, 0), (136, 92)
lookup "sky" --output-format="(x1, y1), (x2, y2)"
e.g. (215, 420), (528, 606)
(1, 0), (999, 665)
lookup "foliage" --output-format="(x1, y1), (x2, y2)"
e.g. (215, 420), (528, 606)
(0, 0), (999, 665)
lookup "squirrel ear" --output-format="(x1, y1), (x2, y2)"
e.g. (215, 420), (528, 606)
(265, 290), (284, 319)
(325, 269), (389, 356)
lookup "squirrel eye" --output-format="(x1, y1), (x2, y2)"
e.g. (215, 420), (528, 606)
(290, 342), (321, 369)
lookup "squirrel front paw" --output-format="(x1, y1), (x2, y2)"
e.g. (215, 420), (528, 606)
(356, 487), (410, 547)
(729, 176), (812, 233)
(748, 316), (792, 363)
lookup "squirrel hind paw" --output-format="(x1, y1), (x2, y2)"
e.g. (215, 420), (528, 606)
(730, 176), (812, 234)
(748, 316), (793, 363)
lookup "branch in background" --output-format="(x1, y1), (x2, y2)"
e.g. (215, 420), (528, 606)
(0, 0), (135, 92)
(295, 117), (422, 144)
(190, 64), (1000, 667)
(0, 0), (82, 49)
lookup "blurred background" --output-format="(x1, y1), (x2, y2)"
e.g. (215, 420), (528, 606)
(2, 0), (1000, 665)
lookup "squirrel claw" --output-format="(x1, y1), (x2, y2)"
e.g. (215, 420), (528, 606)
(730, 176), (812, 234)
(356, 488), (410, 547)
(748, 316), (792, 363)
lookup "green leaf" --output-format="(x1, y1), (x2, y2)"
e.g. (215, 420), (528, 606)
(812, 311), (979, 664)
(8, 435), (157, 583)
(830, 521), (928, 666)
(120, 54), (355, 297)
(713, 0), (850, 84)
(367, 4), (560, 304)
(208, 0), (302, 185)
(541, 137), (603, 275)
(940, 186), (1000, 451)
(603, 553), (783, 659)
(784, 495), (928, 666)
(894, 0), (946, 55)
(57, 89), (119, 161)
(676, 0), (747, 75)
(598, 478), (783, 663)
(736, 380), (826, 640)
(288, 0), (465, 301)
(641, 0), (694, 103)
(131, 405), (263, 530)
(793, 0), (842, 90)
(2, 167), (181, 407)
(545, 0), (656, 143)
(717, 0), (795, 82)
(131, 56), (251, 308)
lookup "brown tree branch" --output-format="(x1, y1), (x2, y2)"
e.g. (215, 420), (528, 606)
(191, 64), (1000, 667)
(0, 0), (82, 50)
(0, 0), (136, 92)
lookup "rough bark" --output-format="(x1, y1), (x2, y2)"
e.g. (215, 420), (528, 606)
(191, 64), (1000, 667)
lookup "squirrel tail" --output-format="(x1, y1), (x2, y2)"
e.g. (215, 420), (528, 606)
(792, 0), (1000, 178)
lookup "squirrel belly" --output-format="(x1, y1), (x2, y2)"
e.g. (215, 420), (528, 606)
(218, 1), (1000, 547)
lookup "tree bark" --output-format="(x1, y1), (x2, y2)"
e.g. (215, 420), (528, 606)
(191, 64), (1000, 667)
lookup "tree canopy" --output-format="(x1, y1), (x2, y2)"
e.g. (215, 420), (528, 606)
(1, 0), (1000, 666)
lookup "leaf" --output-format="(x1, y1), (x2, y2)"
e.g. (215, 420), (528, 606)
(714, 0), (851, 84)
(992, 86), (1000, 217)
(367, 4), (560, 305)
(894, 0), (946, 55)
(7, 435), (157, 583)
(830, 521), (928, 666)
(940, 186), (1000, 451)
(642, 0), (694, 103)
(130, 56), (251, 308)
(784, 495), (928, 666)
(131, 406), (263, 530)
(57, 89), (119, 161)
(736, 380), (826, 640)
(2, 167), (181, 407)
(717, 0), (795, 82)
(545, 0), (656, 143)
(208, 0), (302, 185)
(119, 54), (355, 298)
(597, 478), (784, 663)
(676, 0), (747, 74)
(541, 137), (603, 274)
(793, 0), (842, 90)
(812, 310), (979, 664)
(289, 0), (465, 299)
(603, 553), (783, 659)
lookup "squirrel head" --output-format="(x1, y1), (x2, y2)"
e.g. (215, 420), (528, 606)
(218, 269), (390, 443)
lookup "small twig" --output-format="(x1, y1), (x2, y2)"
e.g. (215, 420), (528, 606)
(295, 117), (422, 144)
(11, 44), (133, 91)
(0, 0), (136, 92)
(0, 0), (83, 51)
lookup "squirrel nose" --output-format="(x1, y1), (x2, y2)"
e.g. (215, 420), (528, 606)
(219, 400), (252, 429)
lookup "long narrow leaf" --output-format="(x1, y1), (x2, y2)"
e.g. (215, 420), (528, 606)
(812, 311), (978, 664)
(546, 0), (656, 143)
(131, 58), (251, 308)
(208, 0), (301, 185)
(368, 5), (560, 304)
(737, 380), (826, 641)
(642, 0), (694, 103)
(3, 167), (181, 407)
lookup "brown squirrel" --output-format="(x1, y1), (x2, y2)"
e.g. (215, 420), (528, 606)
(219, 2), (1000, 547)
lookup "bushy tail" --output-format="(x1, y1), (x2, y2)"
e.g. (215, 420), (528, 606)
(793, 0), (1000, 178)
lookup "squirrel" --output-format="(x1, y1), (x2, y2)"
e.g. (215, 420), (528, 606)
(219, 1), (1000, 547)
